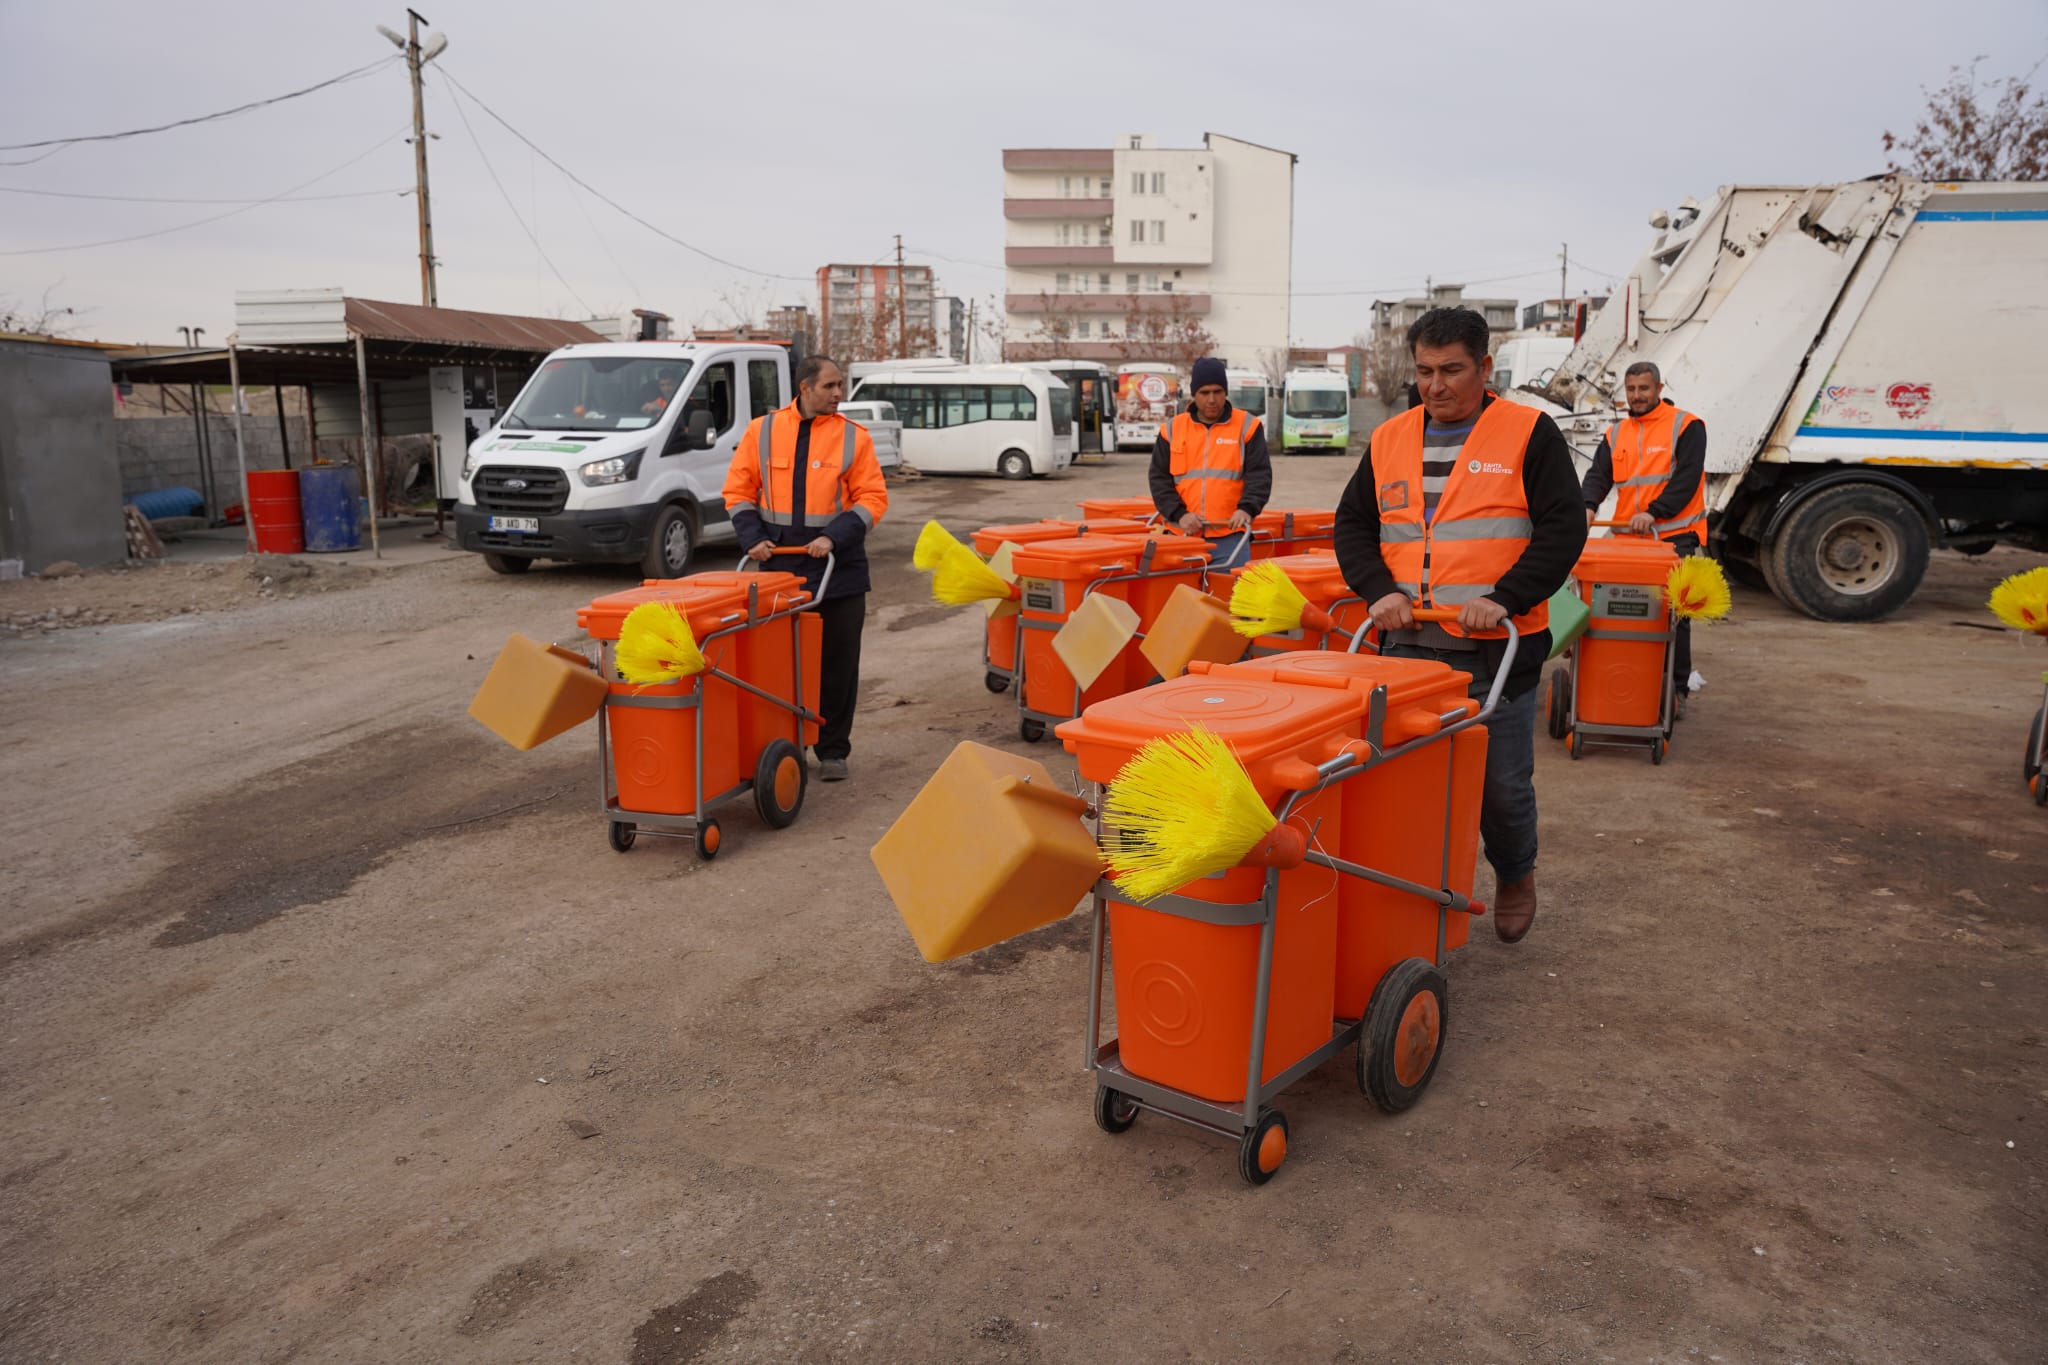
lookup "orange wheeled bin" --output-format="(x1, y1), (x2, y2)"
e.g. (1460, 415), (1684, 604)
(973, 518), (1157, 694)
(576, 553), (827, 859)
(1228, 550), (1374, 655)
(1102, 534), (1215, 690)
(1075, 496), (1159, 523)
(1059, 607), (1517, 1185)
(1549, 537), (1679, 764)
(1265, 508), (1338, 557)
(1008, 536), (1147, 743)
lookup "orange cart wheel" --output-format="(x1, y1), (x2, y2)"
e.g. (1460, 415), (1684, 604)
(694, 819), (722, 861)
(1546, 666), (1571, 741)
(752, 739), (807, 830)
(607, 820), (636, 853)
(1358, 958), (1449, 1114)
(1651, 736), (1668, 766)
(1092, 1086), (1139, 1135)
(2034, 770), (2046, 807)
(985, 671), (1011, 694)
(1019, 718), (1046, 743)
(1237, 1110), (1289, 1186)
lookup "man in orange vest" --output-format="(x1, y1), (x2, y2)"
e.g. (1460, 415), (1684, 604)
(1334, 308), (1587, 943)
(1149, 356), (1271, 569)
(724, 355), (889, 783)
(1580, 360), (1708, 712)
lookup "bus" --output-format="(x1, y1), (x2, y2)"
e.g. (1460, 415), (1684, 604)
(1034, 359), (1115, 457)
(1225, 367), (1273, 427)
(849, 365), (1075, 479)
(1281, 369), (1351, 453)
(1113, 362), (1181, 451)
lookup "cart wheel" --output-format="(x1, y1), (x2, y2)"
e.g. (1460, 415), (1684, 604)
(607, 820), (636, 853)
(1019, 718), (1046, 743)
(2023, 705), (2044, 784)
(1358, 958), (1449, 1114)
(985, 671), (1011, 694)
(2034, 770), (2047, 807)
(1237, 1110), (1289, 1186)
(1093, 1086), (1139, 1135)
(1651, 737), (1668, 766)
(1567, 730), (1583, 761)
(694, 819), (722, 860)
(752, 739), (807, 830)
(1545, 666), (1571, 741)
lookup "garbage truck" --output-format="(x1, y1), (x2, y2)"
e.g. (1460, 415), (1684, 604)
(1528, 176), (2048, 621)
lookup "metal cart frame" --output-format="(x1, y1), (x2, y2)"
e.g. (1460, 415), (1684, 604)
(597, 552), (832, 858)
(1552, 622), (1677, 765)
(1083, 620), (1519, 1184)
(2027, 671), (2048, 807)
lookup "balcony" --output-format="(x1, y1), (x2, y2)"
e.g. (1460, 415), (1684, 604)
(1007, 292), (1210, 315)
(1002, 149), (1114, 171)
(1004, 246), (1114, 266)
(1004, 198), (1116, 221)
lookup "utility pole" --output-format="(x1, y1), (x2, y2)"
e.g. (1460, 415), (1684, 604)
(381, 13), (448, 306)
(1559, 242), (1568, 331)
(893, 235), (908, 357)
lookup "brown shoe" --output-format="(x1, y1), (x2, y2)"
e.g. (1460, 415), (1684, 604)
(1493, 872), (1536, 943)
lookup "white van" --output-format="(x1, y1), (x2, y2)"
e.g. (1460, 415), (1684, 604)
(1490, 335), (1573, 394)
(834, 399), (902, 470)
(850, 365), (1075, 479)
(1225, 366), (1273, 426)
(1280, 369), (1351, 453)
(454, 340), (790, 577)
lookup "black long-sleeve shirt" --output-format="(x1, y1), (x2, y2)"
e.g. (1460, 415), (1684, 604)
(1581, 402), (1708, 523)
(1334, 396), (1587, 699)
(1148, 402), (1272, 523)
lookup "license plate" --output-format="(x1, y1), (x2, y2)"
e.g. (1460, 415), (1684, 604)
(488, 516), (539, 533)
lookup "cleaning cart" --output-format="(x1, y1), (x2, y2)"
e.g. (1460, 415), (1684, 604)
(1547, 532), (1680, 763)
(579, 551), (828, 858)
(2026, 673), (2048, 807)
(972, 518), (1155, 694)
(1228, 551), (1373, 656)
(1058, 610), (1512, 1184)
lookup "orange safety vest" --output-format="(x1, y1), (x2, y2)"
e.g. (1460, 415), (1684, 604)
(1167, 408), (1258, 522)
(1368, 397), (1549, 640)
(722, 402), (889, 532)
(1605, 403), (1705, 542)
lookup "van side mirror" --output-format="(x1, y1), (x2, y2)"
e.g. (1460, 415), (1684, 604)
(667, 408), (714, 454)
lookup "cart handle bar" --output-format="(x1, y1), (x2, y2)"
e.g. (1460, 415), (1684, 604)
(740, 546), (835, 603)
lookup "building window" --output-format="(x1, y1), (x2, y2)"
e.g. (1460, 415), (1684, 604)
(1128, 135), (1142, 149)
(1076, 321), (1091, 339)
(1126, 273), (1139, 292)
(1099, 177), (1112, 197)
(1073, 274), (1087, 294)
(1056, 273), (1070, 292)
(1150, 172), (1164, 195)
(1150, 220), (1165, 243)
(1130, 220), (1143, 243)
(1098, 272), (1111, 291)
(1130, 172), (1144, 195)
(1146, 273), (1160, 291)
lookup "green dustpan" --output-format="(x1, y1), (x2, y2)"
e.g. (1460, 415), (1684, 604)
(1546, 585), (1588, 659)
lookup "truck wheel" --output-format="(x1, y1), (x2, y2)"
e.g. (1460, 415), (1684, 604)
(641, 503), (697, 580)
(997, 450), (1032, 481)
(1765, 484), (1929, 622)
(483, 553), (531, 575)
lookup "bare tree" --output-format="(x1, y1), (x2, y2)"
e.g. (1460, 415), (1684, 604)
(0, 285), (85, 338)
(1006, 292), (1082, 363)
(971, 295), (1007, 363)
(1256, 346), (1290, 389)
(1884, 56), (2048, 181)
(1113, 292), (1216, 371)
(1364, 330), (1413, 405)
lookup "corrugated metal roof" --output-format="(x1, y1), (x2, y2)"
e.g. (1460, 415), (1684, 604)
(341, 296), (605, 352)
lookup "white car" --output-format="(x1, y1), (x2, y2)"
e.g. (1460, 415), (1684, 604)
(835, 399), (903, 471)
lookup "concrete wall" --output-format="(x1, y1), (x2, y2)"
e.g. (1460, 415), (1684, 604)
(115, 414), (297, 502)
(0, 341), (127, 572)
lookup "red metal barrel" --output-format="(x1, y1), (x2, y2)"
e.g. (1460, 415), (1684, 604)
(247, 470), (304, 553)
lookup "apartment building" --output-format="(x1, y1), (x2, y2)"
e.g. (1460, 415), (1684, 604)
(816, 263), (939, 361)
(1000, 132), (1295, 368)
(1369, 284), (1519, 342)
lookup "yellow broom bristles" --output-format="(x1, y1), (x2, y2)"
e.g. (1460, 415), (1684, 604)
(615, 601), (707, 684)
(1102, 726), (1277, 902)
(913, 519), (964, 572)
(1228, 561), (1311, 638)
(930, 542), (1016, 607)
(1988, 565), (2048, 635)
(1666, 556), (1732, 622)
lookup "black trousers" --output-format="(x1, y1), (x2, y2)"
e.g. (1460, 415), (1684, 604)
(1670, 533), (1700, 685)
(810, 593), (867, 761)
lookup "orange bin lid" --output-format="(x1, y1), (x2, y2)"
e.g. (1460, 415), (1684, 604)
(1059, 671), (1371, 785)
(1574, 537), (1678, 585)
(972, 520), (1084, 555)
(1235, 551), (1351, 602)
(1267, 508), (1336, 535)
(1075, 496), (1157, 519)
(1009, 535), (1146, 580)
(1072, 516), (1157, 538)
(577, 578), (764, 641)
(1109, 531), (1213, 568)
(1208, 651), (1469, 708)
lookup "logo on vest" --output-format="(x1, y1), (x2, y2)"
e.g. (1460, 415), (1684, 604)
(1377, 480), (1409, 513)
(1466, 459), (1514, 476)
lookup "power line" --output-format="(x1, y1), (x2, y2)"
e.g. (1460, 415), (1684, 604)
(0, 56), (402, 155)
(904, 244), (1572, 301)
(0, 124), (410, 257)
(438, 66), (808, 283)
(436, 73), (594, 315)
(0, 183), (407, 206)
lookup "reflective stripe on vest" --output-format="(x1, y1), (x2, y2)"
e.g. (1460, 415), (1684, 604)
(1368, 398), (1550, 640)
(755, 410), (858, 529)
(1606, 405), (1706, 543)
(1170, 410), (1255, 521)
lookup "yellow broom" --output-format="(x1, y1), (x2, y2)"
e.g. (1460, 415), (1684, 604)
(930, 542), (1020, 608)
(614, 601), (707, 684)
(1989, 565), (2048, 635)
(1101, 725), (1306, 902)
(1666, 556), (1732, 622)
(913, 519), (965, 572)
(1228, 561), (1347, 640)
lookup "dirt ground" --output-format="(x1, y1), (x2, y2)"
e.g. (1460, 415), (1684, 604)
(3, 449), (2044, 1364)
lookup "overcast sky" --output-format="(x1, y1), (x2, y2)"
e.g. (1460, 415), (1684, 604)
(2, 0), (2041, 349)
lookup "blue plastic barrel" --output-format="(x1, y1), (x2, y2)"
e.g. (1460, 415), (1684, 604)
(128, 487), (204, 520)
(298, 465), (364, 552)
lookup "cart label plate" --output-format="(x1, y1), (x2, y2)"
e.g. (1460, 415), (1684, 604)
(1591, 582), (1656, 619)
(488, 516), (541, 533)
(1019, 576), (1062, 613)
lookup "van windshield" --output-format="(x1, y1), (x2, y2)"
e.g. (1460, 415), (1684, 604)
(504, 356), (693, 431)
(1286, 387), (1348, 419)
(1230, 385), (1265, 414)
